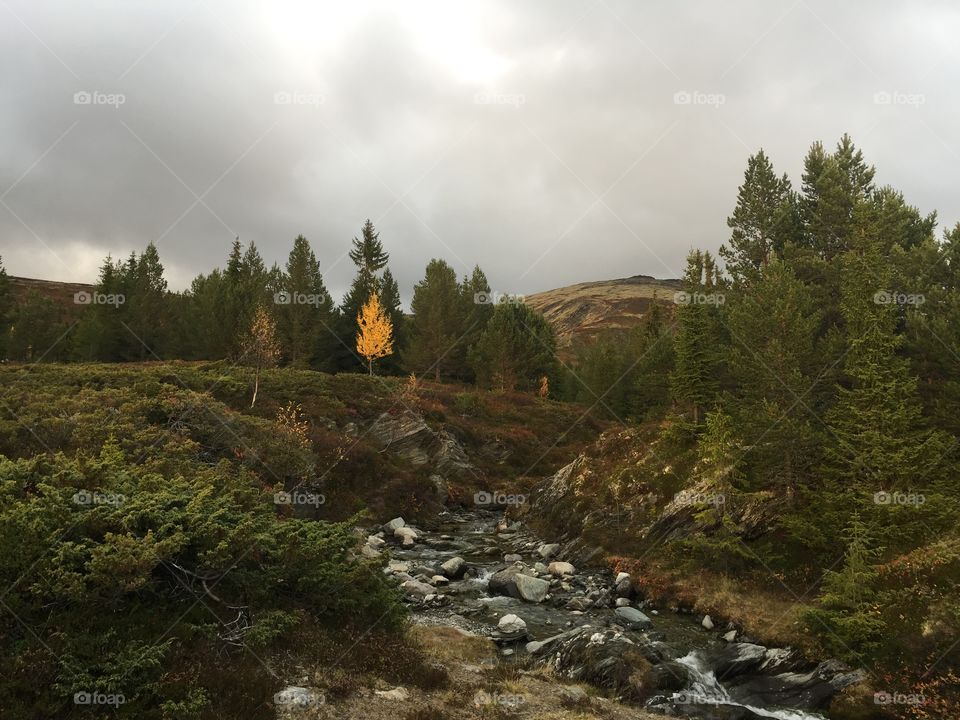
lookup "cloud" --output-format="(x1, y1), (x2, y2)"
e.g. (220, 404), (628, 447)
(2, 0), (959, 304)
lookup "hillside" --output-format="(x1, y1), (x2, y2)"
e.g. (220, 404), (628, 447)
(525, 274), (680, 348)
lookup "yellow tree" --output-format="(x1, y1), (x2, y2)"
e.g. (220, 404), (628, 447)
(356, 292), (394, 375)
(242, 305), (281, 407)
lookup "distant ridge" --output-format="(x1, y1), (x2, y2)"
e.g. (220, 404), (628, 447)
(525, 274), (680, 349)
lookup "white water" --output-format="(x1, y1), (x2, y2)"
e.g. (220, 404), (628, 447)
(662, 652), (827, 720)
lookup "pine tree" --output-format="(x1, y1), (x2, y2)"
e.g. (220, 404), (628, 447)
(405, 259), (463, 380)
(356, 292), (394, 375)
(720, 149), (794, 282)
(469, 302), (556, 392)
(455, 265), (494, 380)
(124, 242), (168, 360)
(277, 235), (335, 369)
(338, 220), (392, 371)
(7, 290), (69, 362)
(378, 268), (405, 374)
(670, 251), (723, 424)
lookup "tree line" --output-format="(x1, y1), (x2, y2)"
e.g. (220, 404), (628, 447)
(0, 219), (557, 391)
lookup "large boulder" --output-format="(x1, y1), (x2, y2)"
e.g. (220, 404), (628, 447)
(727, 660), (868, 711)
(615, 606), (654, 630)
(498, 613), (528, 637)
(401, 579), (435, 598)
(440, 556), (467, 579)
(538, 543), (561, 559)
(383, 517), (405, 532)
(514, 573), (550, 603)
(433, 429), (479, 479)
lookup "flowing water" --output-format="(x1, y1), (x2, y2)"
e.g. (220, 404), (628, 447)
(389, 511), (828, 720)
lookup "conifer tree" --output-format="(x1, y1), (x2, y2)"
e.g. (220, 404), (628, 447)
(469, 302), (555, 391)
(720, 149), (794, 282)
(276, 235), (335, 369)
(405, 259), (462, 380)
(0, 256), (10, 359)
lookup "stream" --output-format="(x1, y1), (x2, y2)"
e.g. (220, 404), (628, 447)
(379, 510), (833, 720)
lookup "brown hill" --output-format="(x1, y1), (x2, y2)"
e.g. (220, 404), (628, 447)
(8, 276), (95, 320)
(525, 274), (680, 349)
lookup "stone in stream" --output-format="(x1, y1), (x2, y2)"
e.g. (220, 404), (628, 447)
(615, 606), (653, 630)
(533, 562), (548, 574)
(503, 553), (523, 563)
(394, 527), (418, 546)
(361, 544), (381, 559)
(401, 579), (435, 598)
(514, 573), (550, 603)
(615, 597), (632, 608)
(498, 613), (528, 637)
(565, 596), (592, 611)
(383, 517), (405, 532)
(723, 629), (737, 642)
(702, 614), (715, 630)
(614, 573), (633, 598)
(440, 556), (467, 579)
(367, 535), (386, 549)
(431, 575), (449, 586)
(548, 561), (576, 577)
(387, 560), (410, 574)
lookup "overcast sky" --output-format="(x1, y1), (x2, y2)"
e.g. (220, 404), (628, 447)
(1, 1), (959, 304)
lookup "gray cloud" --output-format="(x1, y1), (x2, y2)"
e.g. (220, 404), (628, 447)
(2, 0), (959, 304)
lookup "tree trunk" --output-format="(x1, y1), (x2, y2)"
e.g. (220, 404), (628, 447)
(367, 358), (372, 375)
(251, 367), (260, 408)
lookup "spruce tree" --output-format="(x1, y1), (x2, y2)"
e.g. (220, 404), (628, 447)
(469, 302), (556, 391)
(277, 235), (335, 369)
(670, 251), (723, 424)
(720, 149), (794, 282)
(405, 259), (463, 380)
(0, 256), (9, 359)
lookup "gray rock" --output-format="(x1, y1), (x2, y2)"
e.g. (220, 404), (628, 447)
(538, 543), (561, 559)
(614, 606), (653, 630)
(723, 629), (737, 642)
(514, 573), (550, 603)
(401, 579), (435, 597)
(274, 686), (323, 710)
(384, 517), (405, 532)
(702, 614), (715, 630)
(369, 411), (434, 465)
(367, 535), (386, 549)
(434, 429), (479, 478)
(615, 597), (632, 608)
(498, 613), (527, 636)
(440, 556), (467, 579)
(431, 575), (449, 586)
(360, 544), (381, 559)
(503, 553), (523, 563)
(374, 686), (410, 701)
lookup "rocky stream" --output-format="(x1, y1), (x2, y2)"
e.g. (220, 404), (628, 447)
(369, 510), (865, 720)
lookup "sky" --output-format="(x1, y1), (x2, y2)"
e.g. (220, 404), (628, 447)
(1, 0), (959, 306)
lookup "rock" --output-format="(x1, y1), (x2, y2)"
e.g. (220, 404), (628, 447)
(558, 685), (589, 705)
(369, 411), (434, 465)
(367, 535), (386, 549)
(498, 613), (528, 636)
(394, 527), (418, 546)
(615, 606), (653, 630)
(548, 626), (660, 700)
(274, 686), (323, 710)
(514, 573), (550, 603)
(534, 562), (548, 574)
(431, 575), (449, 585)
(360, 544), (381, 559)
(488, 566), (525, 598)
(374, 686), (410, 701)
(387, 560), (410, 574)
(723, 629), (737, 642)
(615, 575), (633, 598)
(565, 596), (592, 611)
(503, 553), (523, 563)
(401, 580), (435, 598)
(538, 543), (561, 559)
(383, 517), (405, 532)
(440, 556), (467, 579)
(727, 659), (868, 711)
(434, 429), (479, 478)
(615, 572), (630, 584)
(548, 561), (576, 576)
(702, 614), (715, 630)
(429, 474), (449, 501)
(615, 597), (632, 608)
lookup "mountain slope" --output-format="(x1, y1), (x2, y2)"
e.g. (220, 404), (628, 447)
(525, 274), (680, 348)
